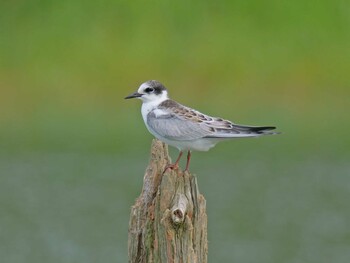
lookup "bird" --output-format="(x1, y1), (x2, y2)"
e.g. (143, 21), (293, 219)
(125, 80), (278, 173)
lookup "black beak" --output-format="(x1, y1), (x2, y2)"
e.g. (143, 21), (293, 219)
(125, 92), (142, 99)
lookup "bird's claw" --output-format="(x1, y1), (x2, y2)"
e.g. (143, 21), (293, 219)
(162, 163), (179, 174)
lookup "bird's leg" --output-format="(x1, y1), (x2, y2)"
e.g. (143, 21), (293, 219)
(184, 150), (192, 172)
(163, 151), (183, 173)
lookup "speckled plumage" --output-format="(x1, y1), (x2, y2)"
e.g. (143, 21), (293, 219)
(125, 80), (278, 170)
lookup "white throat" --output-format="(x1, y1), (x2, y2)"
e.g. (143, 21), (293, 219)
(141, 92), (168, 123)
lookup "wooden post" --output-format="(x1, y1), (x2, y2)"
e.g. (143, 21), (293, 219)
(128, 139), (208, 263)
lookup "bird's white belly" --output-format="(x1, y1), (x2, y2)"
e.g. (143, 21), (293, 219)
(153, 134), (219, 152)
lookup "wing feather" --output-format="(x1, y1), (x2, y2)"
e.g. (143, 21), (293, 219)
(147, 99), (277, 140)
(147, 111), (212, 140)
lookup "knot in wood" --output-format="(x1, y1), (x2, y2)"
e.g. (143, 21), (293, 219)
(171, 193), (188, 225)
(173, 209), (184, 222)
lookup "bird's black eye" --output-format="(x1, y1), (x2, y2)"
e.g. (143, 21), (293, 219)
(145, 87), (154, 93)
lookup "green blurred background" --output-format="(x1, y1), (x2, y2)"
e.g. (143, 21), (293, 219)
(1, 1), (349, 262)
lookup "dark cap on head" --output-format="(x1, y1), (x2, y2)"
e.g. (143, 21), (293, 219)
(144, 80), (167, 95)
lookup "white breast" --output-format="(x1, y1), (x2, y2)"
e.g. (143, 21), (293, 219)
(141, 101), (156, 124)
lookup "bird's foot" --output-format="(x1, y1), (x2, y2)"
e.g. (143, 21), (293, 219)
(163, 163), (179, 174)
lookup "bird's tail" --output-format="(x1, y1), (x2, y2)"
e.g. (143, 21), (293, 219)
(205, 124), (279, 138)
(232, 125), (279, 135)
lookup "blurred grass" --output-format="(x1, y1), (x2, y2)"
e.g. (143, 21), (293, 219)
(1, 1), (350, 262)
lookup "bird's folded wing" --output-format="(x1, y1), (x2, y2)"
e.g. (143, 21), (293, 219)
(147, 112), (212, 140)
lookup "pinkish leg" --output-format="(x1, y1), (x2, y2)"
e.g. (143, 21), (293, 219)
(163, 151), (183, 174)
(184, 150), (191, 172)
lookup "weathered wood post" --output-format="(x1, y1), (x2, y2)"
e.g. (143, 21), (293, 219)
(128, 139), (208, 263)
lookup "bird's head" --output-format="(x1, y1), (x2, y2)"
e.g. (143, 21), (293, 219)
(125, 80), (169, 103)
